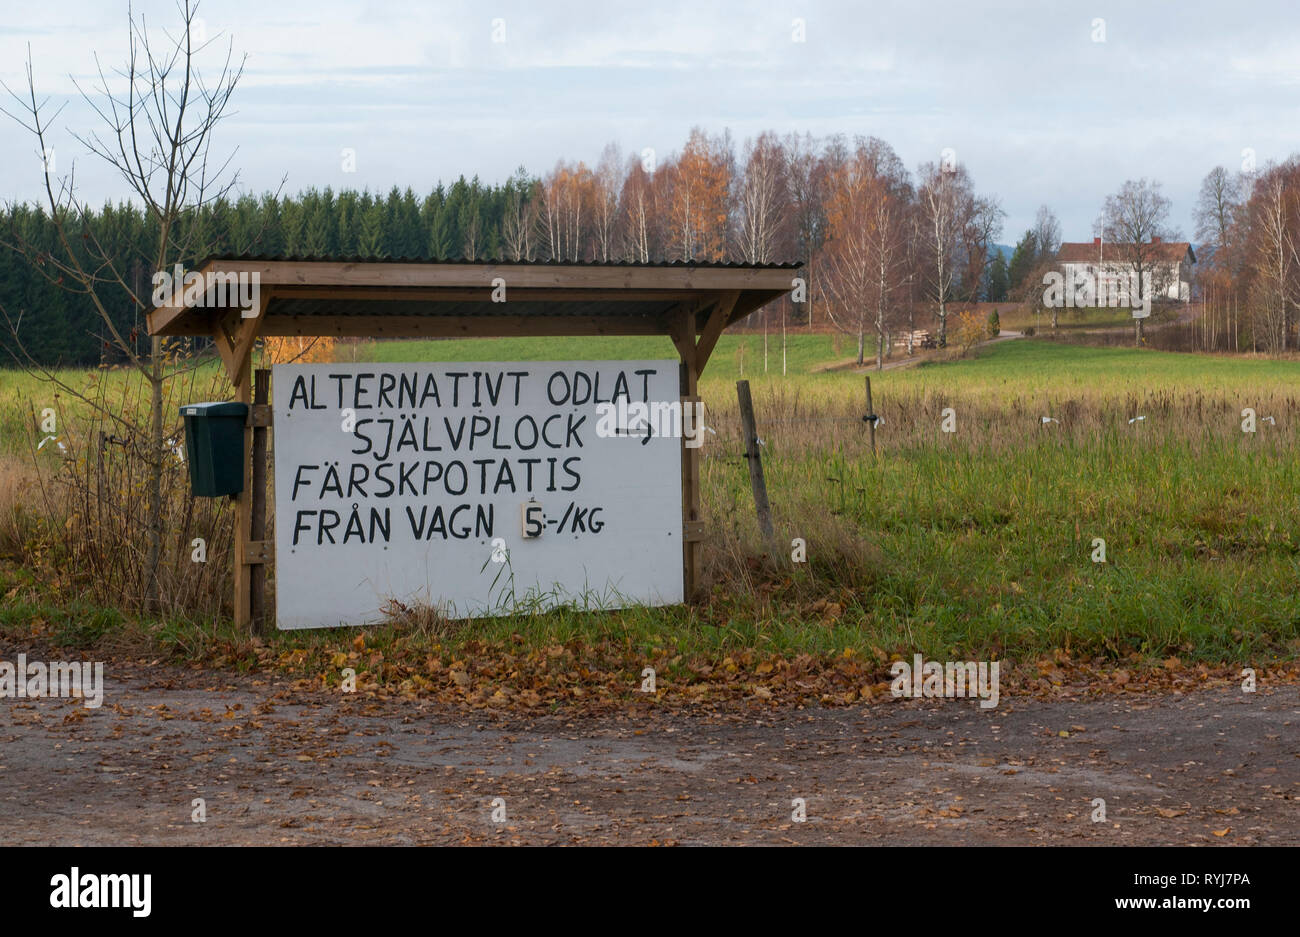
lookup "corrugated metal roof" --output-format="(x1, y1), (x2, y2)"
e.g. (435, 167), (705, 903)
(202, 253), (805, 269)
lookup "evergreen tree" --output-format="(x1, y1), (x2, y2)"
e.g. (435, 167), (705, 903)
(986, 252), (1010, 302)
(281, 195), (306, 254)
(420, 188), (444, 258)
(302, 188), (333, 255)
(1007, 230), (1038, 292)
(335, 189), (358, 255)
(358, 197), (386, 257)
(0, 169), (540, 362)
(434, 177), (469, 258)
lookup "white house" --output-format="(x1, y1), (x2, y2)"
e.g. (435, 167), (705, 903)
(1057, 237), (1196, 304)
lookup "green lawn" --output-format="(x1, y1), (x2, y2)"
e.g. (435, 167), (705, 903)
(995, 304), (1163, 333)
(363, 332), (848, 375)
(881, 338), (1300, 397)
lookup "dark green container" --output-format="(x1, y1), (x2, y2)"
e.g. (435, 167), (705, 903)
(180, 401), (248, 497)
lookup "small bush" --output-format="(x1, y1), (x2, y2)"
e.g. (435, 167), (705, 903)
(953, 310), (986, 353)
(1022, 326), (1035, 337)
(987, 309), (1001, 337)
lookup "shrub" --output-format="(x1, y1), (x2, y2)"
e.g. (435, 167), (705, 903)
(953, 310), (986, 353)
(3, 364), (237, 619)
(987, 309), (1001, 337)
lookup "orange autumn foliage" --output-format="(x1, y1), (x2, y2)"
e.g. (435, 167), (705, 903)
(665, 128), (730, 262)
(263, 335), (336, 364)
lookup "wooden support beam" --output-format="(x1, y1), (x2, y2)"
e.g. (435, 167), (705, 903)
(694, 291), (739, 374)
(266, 287), (705, 303)
(229, 293), (270, 387)
(667, 300), (702, 362)
(250, 369), (270, 632)
(209, 312), (239, 377)
(188, 259), (798, 292)
(257, 314), (667, 340)
(676, 306), (703, 603)
(207, 293), (271, 385)
(232, 362), (253, 630)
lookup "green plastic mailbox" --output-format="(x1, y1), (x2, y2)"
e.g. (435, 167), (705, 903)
(180, 401), (248, 497)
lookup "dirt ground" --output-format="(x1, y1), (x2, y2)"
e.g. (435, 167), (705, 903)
(0, 657), (1294, 845)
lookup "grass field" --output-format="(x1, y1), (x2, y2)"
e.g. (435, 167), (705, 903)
(993, 304), (1154, 333)
(363, 332), (846, 376)
(1, 336), (1297, 676)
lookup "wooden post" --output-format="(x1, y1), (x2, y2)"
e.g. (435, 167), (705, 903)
(232, 356), (253, 630)
(669, 296), (736, 604)
(736, 379), (774, 541)
(680, 355), (702, 601)
(250, 368), (270, 632)
(864, 375), (877, 457)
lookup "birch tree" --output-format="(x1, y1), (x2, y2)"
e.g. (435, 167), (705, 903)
(591, 143), (623, 263)
(1098, 178), (1175, 346)
(917, 161), (974, 347)
(617, 156), (658, 262)
(664, 128), (730, 262)
(1246, 167), (1300, 352)
(1194, 166), (1245, 274)
(824, 142), (908, 367)
(734, 132), (790, 264)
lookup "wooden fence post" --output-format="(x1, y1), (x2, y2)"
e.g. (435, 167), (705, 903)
(250, 368), (270, 633)
(680, 357), (703, 601)
(233, 360), (252, 630)
(736, 379), (774, 541)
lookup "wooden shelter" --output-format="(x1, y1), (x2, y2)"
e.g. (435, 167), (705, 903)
(147, 255), (798, 629)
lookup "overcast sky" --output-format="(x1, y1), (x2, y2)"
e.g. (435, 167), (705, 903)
(3, 0), (1298, 247)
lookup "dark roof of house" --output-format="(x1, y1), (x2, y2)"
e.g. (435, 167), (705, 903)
(1057, 241), (1195, 264)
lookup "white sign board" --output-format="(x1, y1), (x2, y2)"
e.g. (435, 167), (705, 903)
(272, 360), (684, 629)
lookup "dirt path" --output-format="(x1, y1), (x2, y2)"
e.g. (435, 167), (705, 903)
(1, 658), (1294, 845)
